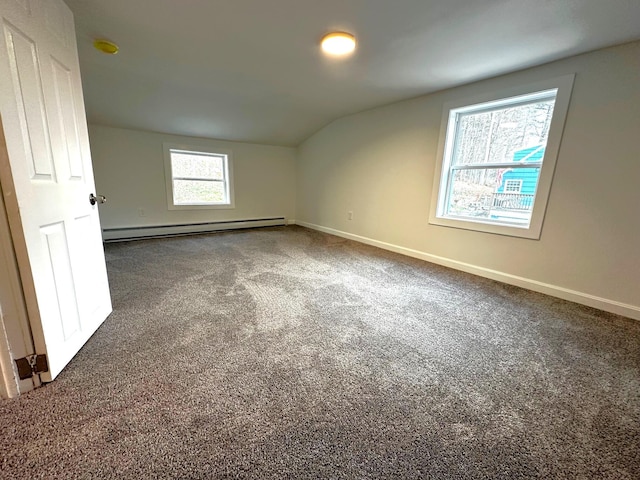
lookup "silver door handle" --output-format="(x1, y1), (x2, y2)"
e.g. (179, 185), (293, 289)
(89, 193), (106, 205)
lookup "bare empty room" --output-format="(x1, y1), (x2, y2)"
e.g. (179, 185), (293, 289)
(0, 1), (639, 478)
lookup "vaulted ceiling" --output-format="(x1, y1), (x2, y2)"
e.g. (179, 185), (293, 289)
(64, 0), (640, 147)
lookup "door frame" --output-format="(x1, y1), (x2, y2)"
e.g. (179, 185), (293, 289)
(0, 115), (38, 398)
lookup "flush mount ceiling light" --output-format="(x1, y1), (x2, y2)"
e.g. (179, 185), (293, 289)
(93, 39), (119, 55)
(321, 32), (356, 56)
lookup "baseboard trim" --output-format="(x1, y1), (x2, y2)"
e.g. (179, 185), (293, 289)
(103, 217), (287, 242)
(296, 221), (640, 321)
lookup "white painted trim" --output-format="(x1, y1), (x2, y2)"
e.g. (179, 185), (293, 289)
(428, 74), (575, 240)
(0, 120), (36, 398)
(287, 219), (296, 225)
(296, 221), (640, 321)
(0, 311), (15, 399)
(103, 217), (287, 242)
(163, 142), (236, 211)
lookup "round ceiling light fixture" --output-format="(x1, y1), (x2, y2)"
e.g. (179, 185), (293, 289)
(321, 32), (356, 56)
(93, 39), (119, 55)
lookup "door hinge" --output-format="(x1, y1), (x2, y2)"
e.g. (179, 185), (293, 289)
(15, 354), (48, 380)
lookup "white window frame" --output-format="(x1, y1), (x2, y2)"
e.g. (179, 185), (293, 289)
(163, 143), (235, 210)
(428, 74), (575, 239)
(504, 179), (523, 193)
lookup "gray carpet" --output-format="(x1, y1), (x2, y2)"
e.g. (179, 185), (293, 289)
(1, 226), (639, 479)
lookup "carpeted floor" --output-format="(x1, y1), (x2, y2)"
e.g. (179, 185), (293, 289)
(1, 226), (639, 479)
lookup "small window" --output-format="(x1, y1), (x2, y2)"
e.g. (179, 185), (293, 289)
(429, 75), (574, 239)
(163, 144), (234, 210)
(504, 179), (522, 193)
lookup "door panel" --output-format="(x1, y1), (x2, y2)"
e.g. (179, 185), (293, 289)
(40, 221), (80, 341)
(4, 23), (55, 180)
(50, 57), (83, 179)
(0, 0), (112, 382)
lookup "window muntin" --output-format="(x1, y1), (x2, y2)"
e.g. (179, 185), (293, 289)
(429, 75), (574, 239)
(163, 144), (234, 210)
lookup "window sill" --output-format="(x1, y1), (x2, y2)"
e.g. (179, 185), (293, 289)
(428, 214), (541, 239)
(168, 203), (235, 211)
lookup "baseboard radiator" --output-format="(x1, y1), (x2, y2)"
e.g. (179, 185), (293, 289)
(102, 217), (287, 242)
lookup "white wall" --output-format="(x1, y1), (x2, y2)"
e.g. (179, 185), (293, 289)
(89, 125), (297, 230)
(296, 41), (640, 319)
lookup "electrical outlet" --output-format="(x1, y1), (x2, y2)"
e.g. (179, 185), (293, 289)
(138, 208), (146, 217)
(348, 211), (353, 221)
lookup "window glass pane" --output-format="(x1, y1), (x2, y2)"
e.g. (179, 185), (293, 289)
(171, 151), (224, 180)
(452, 99), (555, 167)
(446, 167), (540, 226)
(173, 180), (225, 204)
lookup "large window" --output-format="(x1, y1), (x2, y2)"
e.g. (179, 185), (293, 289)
(163, 144), (234, 210)
(429, 75), (574, 239)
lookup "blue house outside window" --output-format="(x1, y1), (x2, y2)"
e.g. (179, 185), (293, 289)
(490, 145), (544, 223)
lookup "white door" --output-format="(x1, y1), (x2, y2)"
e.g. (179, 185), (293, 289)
(0, 0), (112, 381)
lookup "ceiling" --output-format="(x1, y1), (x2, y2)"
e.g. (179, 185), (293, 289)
(64, 0), (640, 147)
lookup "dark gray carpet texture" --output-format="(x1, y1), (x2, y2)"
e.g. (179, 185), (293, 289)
(1, 226), (639, 479)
